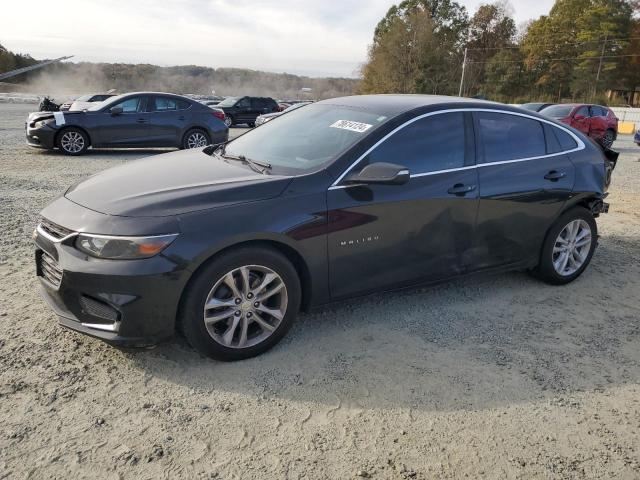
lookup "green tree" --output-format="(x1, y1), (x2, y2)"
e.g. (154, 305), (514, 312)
(360, 0), (469, 94)
(465, 1), (517, 96)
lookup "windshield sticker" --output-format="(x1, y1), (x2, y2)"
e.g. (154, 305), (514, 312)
(330, 120), (373, 133)
(53, 112), (65, 126)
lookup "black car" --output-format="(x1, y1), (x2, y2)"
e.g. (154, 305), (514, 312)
(215, 96), (279, 127)
(26, 92), (228, 155)
(520, 102), (555, 112)
(34, 95), (613, 361)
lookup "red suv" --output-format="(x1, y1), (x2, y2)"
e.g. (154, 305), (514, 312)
(540, 104), (618, 148)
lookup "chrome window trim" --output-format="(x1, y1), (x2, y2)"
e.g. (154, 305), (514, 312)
(329, 107), (585, 190)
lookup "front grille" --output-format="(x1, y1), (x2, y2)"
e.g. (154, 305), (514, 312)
(40, 251), (63, 288)
(39, 218), (74, 240)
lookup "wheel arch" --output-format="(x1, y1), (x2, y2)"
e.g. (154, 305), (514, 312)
(182, 126), (211, 145)
(175, 238), (313, 334)
(55, 125), (92, 147)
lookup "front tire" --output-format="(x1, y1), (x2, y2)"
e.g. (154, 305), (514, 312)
(531, 207), (597, 285)
(56, 127), (89, 155)
(179, 246), (301, 361)
(224, 116), (233, 128)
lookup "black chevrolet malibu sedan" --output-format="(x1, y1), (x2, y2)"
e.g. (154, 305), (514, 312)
(26, 92), (228, 155)
(34, 95), (613, 360)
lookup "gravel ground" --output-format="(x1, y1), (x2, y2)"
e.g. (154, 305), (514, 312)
(1, 102), (639, 480)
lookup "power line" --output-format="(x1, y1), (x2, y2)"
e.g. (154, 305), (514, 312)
(465, 36), (640, 51)
(467, 53), (640, 65)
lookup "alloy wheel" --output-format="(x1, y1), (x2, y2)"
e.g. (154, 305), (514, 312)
(602, 131), (614, 148)
(60, 131), (85, 153)
(224, 117), (233, 127)
(186, 132), (208, 148)
(203, 265), (288, 349)
(552, 219), (592, 276)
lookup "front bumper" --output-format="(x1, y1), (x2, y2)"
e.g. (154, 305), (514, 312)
(25, 122), (57, 149)
(34, 202), (189, 347)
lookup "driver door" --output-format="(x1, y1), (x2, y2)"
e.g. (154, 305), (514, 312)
(92, 96), (152, 146)
(570, 105), (591, 136)
(235, 97), (252, 124)
(327, 112), (478, 299)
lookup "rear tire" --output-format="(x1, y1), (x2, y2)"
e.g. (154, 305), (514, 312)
(179, 246), (301, 361)
(56, 127), (89, 155)
(530, 207), (597, 285)
(182, 129), (210, 149)
(601, 129), (615, 148)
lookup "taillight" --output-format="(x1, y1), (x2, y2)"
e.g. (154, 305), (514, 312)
(212, 111), (225, 121)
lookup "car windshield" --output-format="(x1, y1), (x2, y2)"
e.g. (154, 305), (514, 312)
(221, 104), (389, 174)
(217, 97), (239, 107)
(284, 102), (310, 112)
(541, 105), (574, 118)
(75, 94), (93, 102)
(87, 94), (126, 111)
(521, 103), (542, 111)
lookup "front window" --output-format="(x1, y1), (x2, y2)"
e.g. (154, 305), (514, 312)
(111, 97), (145, 113)
(220, 104), (390, 174)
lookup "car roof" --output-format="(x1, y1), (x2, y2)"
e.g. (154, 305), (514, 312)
(317, 94), (506, 116)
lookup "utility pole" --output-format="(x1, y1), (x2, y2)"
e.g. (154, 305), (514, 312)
(459, 47), (468, 97)
(594, 35), (607, 100)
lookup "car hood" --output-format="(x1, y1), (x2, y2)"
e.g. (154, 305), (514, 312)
(65, 148), (292, 217)
(28, 110), (84, 124)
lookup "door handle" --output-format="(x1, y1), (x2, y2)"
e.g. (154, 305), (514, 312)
(137, 118), (147, 123)
(544, 170), (566, 181)
(447, 183), (476, 196)
(178, 116), (185, 121)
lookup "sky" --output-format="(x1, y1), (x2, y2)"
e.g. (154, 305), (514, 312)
(1, 0), (555, 78)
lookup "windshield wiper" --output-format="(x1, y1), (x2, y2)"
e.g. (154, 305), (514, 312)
(220, 153), (272, 173)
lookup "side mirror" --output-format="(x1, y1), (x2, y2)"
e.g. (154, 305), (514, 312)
(110, 106), (123, 115)
(345, 162), (410, 186)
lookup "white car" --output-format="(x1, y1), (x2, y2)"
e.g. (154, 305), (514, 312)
(59, 93), (116, 112)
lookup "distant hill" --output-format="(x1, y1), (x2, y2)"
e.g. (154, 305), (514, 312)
(1, 56), (358, 100)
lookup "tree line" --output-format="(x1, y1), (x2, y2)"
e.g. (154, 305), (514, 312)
(358, 0), (640, 104)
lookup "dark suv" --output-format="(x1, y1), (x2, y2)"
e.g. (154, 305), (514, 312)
(216, 96), (279, 127)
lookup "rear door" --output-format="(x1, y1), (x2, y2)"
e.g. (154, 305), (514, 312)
(91, 96), (151, 146)
(145, 96), (190, 146)
(327, 111), (479, 298)
(471, 111), (576, 270)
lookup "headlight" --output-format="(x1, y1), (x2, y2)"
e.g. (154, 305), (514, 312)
(75, 233), (178, 259)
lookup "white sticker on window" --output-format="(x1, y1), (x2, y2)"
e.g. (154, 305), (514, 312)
(53, 112), (65, 126)
(330, 120), (373, 133)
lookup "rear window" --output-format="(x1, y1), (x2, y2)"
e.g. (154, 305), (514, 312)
(541, 105), (573, 118)
(477, 112), (546, 163)
(552, 126), (578, 151)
